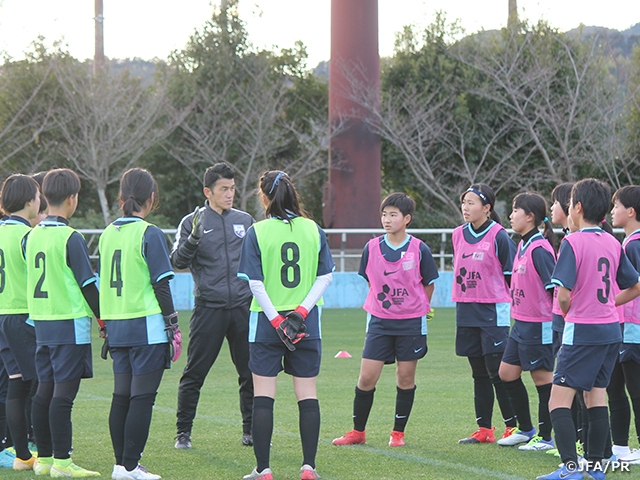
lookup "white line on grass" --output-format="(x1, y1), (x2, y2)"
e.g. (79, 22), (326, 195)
(80, 395), (526, 480)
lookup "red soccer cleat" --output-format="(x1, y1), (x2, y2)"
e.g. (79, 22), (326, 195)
(388, 430), (405, 447)
(458, 426), (496, 444)
(332, 429), (366, 446)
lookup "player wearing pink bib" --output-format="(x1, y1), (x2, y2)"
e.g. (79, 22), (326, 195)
(453, 184), (518, 445)
(333, 193), (438, 449)
(606, 186), (640, 463)
(498, 193), (557, 451)
(538, 179), (640, 480)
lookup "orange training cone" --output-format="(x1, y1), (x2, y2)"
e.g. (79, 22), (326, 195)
(334, 351), (352, 358)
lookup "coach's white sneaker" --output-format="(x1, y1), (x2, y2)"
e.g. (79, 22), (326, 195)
(619, 449), (640, 464)
(113, 464), (161, 480)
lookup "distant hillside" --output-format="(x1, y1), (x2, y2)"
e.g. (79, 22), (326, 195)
(567, 24), (640, 57)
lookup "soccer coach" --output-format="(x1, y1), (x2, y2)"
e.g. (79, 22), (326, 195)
(171, 163), (255, 449)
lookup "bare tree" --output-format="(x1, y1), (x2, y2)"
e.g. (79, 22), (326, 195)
(165, 62), (338, 211)
(53, 60), (189, 224)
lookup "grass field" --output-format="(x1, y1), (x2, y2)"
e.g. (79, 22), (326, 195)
(3, 308), (635, 479)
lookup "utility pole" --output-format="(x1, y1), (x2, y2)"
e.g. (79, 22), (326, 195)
(94, 0), (105, 75)
(508, 0), (518, 29)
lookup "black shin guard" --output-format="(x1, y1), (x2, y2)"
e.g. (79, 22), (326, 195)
(536, 383), (552, 440)
(353, 387), (375, 432)
(298, 399), (320, 469)
(122, 393), (157, 472)
(551, 408), (578, 465)
(486, 354), (516, 428)
(393, 386), (416, 432)
(586, 406), (609, 464)
(252, 396), (274, 473)
(6, 378), (33, 460)
(49, 396), (74, 460)
(469, 357), (493, 428)
(109, 394), (131, 466)
(503, 378), (533, 431)
(31, 393), (52, 458)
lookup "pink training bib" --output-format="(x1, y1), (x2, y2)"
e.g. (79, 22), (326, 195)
(511, 236), (555, 322)
(622, 232), (640, 325)
(363, 236), (429, 319)
(451, 223), (511, 303)
(563, 231), (621, 325)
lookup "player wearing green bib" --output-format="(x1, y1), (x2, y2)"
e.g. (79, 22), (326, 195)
(0, 174), (40, 471)
(238, 171), (335, 480)
(25, 169), (101, 478)
(99, 168), (179, 480)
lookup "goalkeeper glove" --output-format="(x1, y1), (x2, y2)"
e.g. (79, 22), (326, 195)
(285, 306), (309, 345)
(187, 207), (205, 245)
(97, 318), (109, 360)
(164, 312), (182, 362)
(426, 308), (435, 321)
(270, 315), (296, 351)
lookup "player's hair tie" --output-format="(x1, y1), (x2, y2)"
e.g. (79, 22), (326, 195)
(466, 187), (488, 205)
(268, 172), (286, 194)
(543, 216), (548, 223)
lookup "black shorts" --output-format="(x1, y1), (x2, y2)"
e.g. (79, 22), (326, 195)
(249, 339), (321, 378)
(362, 332), (427, 363)
(554, 343), (619, 391)
(35, 344), (93, 383)
(502, 335), (554, 372)
(455, 325), (509, 357)
(110, 344), (170, 376)
(0, 314), (37, 380)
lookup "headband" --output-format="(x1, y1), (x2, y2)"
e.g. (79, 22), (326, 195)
(466, 187), (489, 205)
(268, 172), (286, 194)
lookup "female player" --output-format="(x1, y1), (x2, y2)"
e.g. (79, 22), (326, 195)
(453, 183), (518, 444)
(238, 171), (334, 480)
(607, 186), (640, 463)
(99, 168), (181, 480)
(498, 193), (556, 450)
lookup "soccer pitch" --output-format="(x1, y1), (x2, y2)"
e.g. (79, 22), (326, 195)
(3, 308), (621, 479)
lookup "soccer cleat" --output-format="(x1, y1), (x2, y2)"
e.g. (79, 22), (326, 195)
(0, 449), (16, 468)
(619, 448), (640, 464)
(13, 455), (37, 470)
(50, 459), (101, 477)
(518, 435), (554, 451)
(300, 464), (320, 480)
(458, 426), (496, 444)
(388, 430), (405, 447)
(112, 464), (161, 480)
(545, 448), (559, 456)
(34, 456), (54, 476)
(612, 445), (631, 459)
(583, 469), (606, 480)
(174, 432), (192, 449)
(497, 427), (536, 446)
(29, 442), (39, 455)
(332, 429), (366, 446)
(242, 433), (253, 446)
(243, 467), (273, 480)
(536, 465), (582, 480)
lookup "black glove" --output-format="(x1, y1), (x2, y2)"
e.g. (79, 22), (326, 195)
(187, 207), (205, 245)
(164, 312), (182, 362)
(282, 311), (308, 345)
(270, 315), (296, 351)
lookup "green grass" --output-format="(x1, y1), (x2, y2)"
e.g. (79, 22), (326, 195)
(3, 309), (602, 479)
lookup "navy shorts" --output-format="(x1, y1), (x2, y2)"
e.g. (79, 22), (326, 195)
(0, 314), (37, 380)
(35, 344), (93, 383)
(110, 344), (170, 376)
(249, 339), (321, 378)
(455, 325), (509, 357)
(362, 332), (427, 363)
(619, 343), (640, 364)
(554, 343), (619, 391)
(552, 330), (563, 358)
(502, 335), (554, 372)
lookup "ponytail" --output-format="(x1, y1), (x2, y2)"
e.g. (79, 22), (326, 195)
(119, 168), (158, 217)
(259, 170), (307, 221)
(601, 219), (614, 235)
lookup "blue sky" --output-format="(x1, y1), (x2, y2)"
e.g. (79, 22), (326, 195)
(0, 0), (638, 68)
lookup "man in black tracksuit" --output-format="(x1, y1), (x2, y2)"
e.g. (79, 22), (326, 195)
(171, 163), (254, 448)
